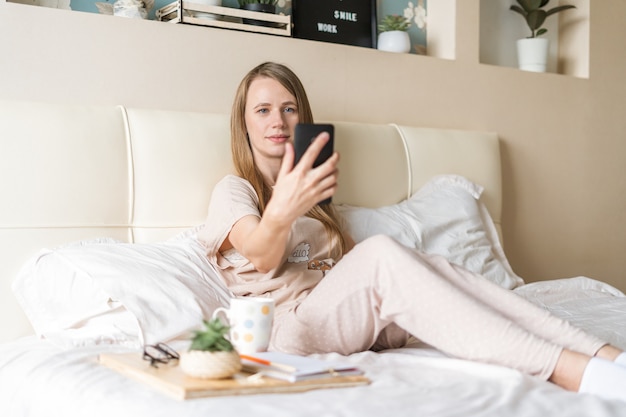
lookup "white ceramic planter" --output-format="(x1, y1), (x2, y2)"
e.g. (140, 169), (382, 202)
(516, 38), (550, 73)
(191, 0), (222, 20)
(180, 350), (242, 379)
(377, 31), (411, 54)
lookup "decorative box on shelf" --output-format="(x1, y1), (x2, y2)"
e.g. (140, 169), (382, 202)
(156, 0), (292, 37)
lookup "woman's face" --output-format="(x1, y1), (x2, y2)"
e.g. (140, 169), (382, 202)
(244, 76), (299, 174)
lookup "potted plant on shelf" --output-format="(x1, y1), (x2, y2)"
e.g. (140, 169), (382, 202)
(510, 0), (576, 72)
(179, 318), (242, 379)
(377, 14), (411, 54)
(238, 0), (279, 27)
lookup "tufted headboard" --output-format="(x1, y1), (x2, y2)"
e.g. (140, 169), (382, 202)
(0, 99), (501, 342)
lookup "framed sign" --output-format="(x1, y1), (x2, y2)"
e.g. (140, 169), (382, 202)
(292, 0), (377, 48)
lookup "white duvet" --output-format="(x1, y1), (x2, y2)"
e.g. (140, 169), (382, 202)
(2, 175), (626, 416)
(1, 275), (626, 417)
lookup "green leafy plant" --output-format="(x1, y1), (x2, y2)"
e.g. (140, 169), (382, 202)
(510, 0), (576, 38)
(189, 318), (235, 352)
(238, 0), (277, 6)
(378, 14), (411, 33)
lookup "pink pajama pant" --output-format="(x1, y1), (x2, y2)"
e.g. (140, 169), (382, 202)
(270, 235), (606, 380)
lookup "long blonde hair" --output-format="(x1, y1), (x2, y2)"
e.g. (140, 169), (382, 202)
(230, 62), (347, 260)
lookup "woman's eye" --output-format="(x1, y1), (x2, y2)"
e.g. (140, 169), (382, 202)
(257, 108), (269, 114)
(284, 107), (296, 113)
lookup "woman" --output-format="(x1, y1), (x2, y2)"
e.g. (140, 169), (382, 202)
(198, 61), (626, 401)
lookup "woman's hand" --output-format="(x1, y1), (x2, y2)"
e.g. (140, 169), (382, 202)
(225, 132), (339, 273)
(267, 131), (339, 224)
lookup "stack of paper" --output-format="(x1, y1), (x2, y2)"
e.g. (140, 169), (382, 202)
(240, 352), (364, 382)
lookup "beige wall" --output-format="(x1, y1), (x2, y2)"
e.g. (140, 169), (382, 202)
(1, 0), (625, 291)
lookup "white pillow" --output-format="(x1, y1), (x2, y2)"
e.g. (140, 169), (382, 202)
(337, 175), (524, 289)
(12, 234), (232, 347)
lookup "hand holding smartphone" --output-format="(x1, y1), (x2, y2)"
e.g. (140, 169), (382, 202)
(293, 123), (335, 204)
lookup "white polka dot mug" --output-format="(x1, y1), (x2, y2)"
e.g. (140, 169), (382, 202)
(211, 297), (275, 355)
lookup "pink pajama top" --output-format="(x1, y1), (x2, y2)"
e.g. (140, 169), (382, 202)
(197, 175), (336, 319)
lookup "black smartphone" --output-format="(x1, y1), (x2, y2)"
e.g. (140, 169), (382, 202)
(293, 123), (335, 204)
(294, 123), (334, 167)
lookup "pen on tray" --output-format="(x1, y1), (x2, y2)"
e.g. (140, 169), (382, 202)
(239, 354), (298, 373)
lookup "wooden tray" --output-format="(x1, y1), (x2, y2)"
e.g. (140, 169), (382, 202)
(156, 1), (292, 37)
(99, 352), (370, 400)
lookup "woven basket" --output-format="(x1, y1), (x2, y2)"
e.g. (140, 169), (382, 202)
(180, 350), (242, 379)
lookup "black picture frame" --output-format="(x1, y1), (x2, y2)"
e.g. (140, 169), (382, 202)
(292, 0), (377, 48)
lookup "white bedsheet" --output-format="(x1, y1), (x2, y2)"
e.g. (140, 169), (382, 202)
(1, 277), (626, 417)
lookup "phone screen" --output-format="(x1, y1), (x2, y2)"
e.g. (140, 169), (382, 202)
(293, 123), (335, 204)
(293, 123), (334, 168)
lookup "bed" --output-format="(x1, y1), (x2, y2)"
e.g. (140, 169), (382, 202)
(1, 98), (625, 416)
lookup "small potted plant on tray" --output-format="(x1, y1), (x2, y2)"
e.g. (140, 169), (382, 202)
(510, 0), (576, 72)
(377, 14), (411, 54)
(179, 318), (242, 379)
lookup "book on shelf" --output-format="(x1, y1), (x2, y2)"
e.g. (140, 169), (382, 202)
(99, 351), (369, 400)
(240, 351), (364, 383)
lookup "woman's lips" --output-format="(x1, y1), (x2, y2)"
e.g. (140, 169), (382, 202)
(267, 135), (289, 143)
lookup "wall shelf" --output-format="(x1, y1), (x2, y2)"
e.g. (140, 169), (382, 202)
(5, 0), (589, 77)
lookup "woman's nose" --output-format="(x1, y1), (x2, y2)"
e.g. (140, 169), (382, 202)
(270, 111), (286, 127)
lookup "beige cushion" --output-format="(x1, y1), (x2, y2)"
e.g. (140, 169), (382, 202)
(123, 108), (233, 242)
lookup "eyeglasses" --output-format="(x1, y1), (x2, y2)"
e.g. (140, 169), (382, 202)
(142, 343), (180, 368)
